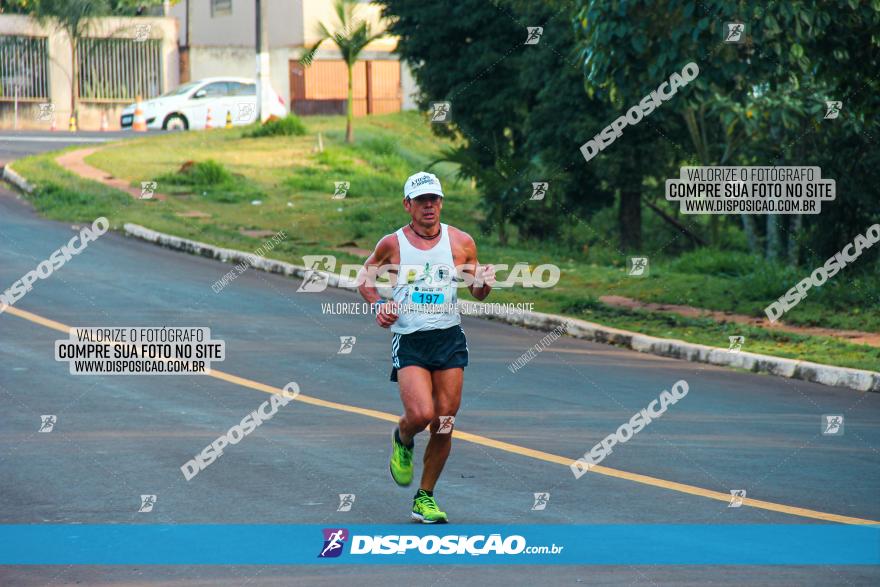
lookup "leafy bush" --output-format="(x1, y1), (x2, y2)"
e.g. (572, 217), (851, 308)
(244, 115), (307, 138)
(168, 160), (234, 185)
(158, 160), (262, 204)
(351, 208), (372, 222)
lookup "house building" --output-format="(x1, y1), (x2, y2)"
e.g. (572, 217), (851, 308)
(170, 0), (418, 116)
(0, 0), (416, 130)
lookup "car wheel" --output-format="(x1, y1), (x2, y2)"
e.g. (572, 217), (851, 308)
(163, 114), (188, 131)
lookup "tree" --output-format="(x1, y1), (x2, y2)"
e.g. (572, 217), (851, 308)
(575, 0), (880, 261)
(381, 0), (619, 246)
(510, 0), (619, 245)
(0, 0), (29, 14)
(28, 0), (112, 128)
(379, 0), (531, 242)
(24, 0), (167, 126)
(299, 0), (385, 143)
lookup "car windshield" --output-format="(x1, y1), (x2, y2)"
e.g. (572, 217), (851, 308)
(160, 82), (201, 97)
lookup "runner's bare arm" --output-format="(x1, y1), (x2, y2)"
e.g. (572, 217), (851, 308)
(453, 228), (494, 301)
(358, 234), (394, 304)
(358, 235), (399, 328)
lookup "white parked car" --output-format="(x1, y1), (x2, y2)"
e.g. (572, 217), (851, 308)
(120, 77), (287, 131)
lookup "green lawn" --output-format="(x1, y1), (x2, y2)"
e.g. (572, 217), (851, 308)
(11, 112), (879, 371)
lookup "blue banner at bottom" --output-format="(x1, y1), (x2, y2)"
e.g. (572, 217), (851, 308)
(1, 524), (878, 565)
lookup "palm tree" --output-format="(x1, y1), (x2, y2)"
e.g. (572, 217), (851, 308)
(299, 0), (384, 143)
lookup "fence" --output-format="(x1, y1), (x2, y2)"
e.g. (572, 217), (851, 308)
(77, 37), (163, 102)
(0, 34), (49, 101)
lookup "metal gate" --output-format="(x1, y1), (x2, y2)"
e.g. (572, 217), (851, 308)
(0, 35), (50, 101)
(77, 37), (163, 102)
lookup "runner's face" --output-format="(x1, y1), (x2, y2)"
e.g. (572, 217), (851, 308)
(404, 194), (443, 226)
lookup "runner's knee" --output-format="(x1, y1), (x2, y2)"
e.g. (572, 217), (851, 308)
(406, 407), (434, 431)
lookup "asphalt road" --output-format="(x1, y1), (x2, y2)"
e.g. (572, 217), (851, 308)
(0, 130), (155, 166)
(0, 183), (878, 585)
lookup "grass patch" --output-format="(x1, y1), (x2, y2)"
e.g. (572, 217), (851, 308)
(12, 152), (133, 224)
(558, 297), (880, 371)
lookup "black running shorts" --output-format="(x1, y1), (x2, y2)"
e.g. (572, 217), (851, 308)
(390, 325), (468, 382)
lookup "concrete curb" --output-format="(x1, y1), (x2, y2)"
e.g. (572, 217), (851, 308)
(122, 222), (879, 393)
(1, 164), (35, 194)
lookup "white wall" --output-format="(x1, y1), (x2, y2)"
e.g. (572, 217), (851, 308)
(400, 59), (419, 111)
(0, 14), (179, 130)
(170, 0), (304, 48)
(302, 0), (395, 52)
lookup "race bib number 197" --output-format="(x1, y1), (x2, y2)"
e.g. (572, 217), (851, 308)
(411, 289), (445, 304)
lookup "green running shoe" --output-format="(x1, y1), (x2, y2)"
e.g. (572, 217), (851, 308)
(389, 428), (414, 486)
(411, 490), (448, 524)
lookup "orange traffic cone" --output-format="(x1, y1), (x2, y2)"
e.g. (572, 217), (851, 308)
(100, 111), (109, 131)
(132, 96), (147, 132)
(205, 106), (214, 130)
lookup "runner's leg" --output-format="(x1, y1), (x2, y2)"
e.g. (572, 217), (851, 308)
(420, 367), (463, 491)
(397, 365), (434, 445)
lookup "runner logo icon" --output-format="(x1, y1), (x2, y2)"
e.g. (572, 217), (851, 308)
(337, 494), (355, 512)
(39, 415), (57, 432)
(531, 492), (549, 511)
(319, 528), (349, 558)
(437, 416), (455, 434)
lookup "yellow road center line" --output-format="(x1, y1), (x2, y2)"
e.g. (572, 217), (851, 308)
(5, 304), (877, 526)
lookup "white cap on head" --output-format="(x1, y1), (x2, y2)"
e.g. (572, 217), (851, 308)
(404, 171), (444, 200)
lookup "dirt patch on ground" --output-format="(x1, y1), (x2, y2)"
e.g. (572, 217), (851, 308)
(599, 295), (879, 348)
(56, 148), (167, 202)
(57, 147), (223, 221)
(335, 245), (371, 258)
(239, 229), (278, 238)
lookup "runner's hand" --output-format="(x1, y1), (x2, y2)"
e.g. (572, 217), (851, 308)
(475, 264), (496, 287)
(376, 301), (399, 328)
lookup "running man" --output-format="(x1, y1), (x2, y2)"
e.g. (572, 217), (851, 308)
(358, 171), (494, 523)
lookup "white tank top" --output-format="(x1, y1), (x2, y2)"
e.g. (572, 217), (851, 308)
(390, 223), (461, 334)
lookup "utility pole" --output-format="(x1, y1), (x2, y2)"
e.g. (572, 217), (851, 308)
(180, 0), (192, 83)
(255, 0), (271, 123)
